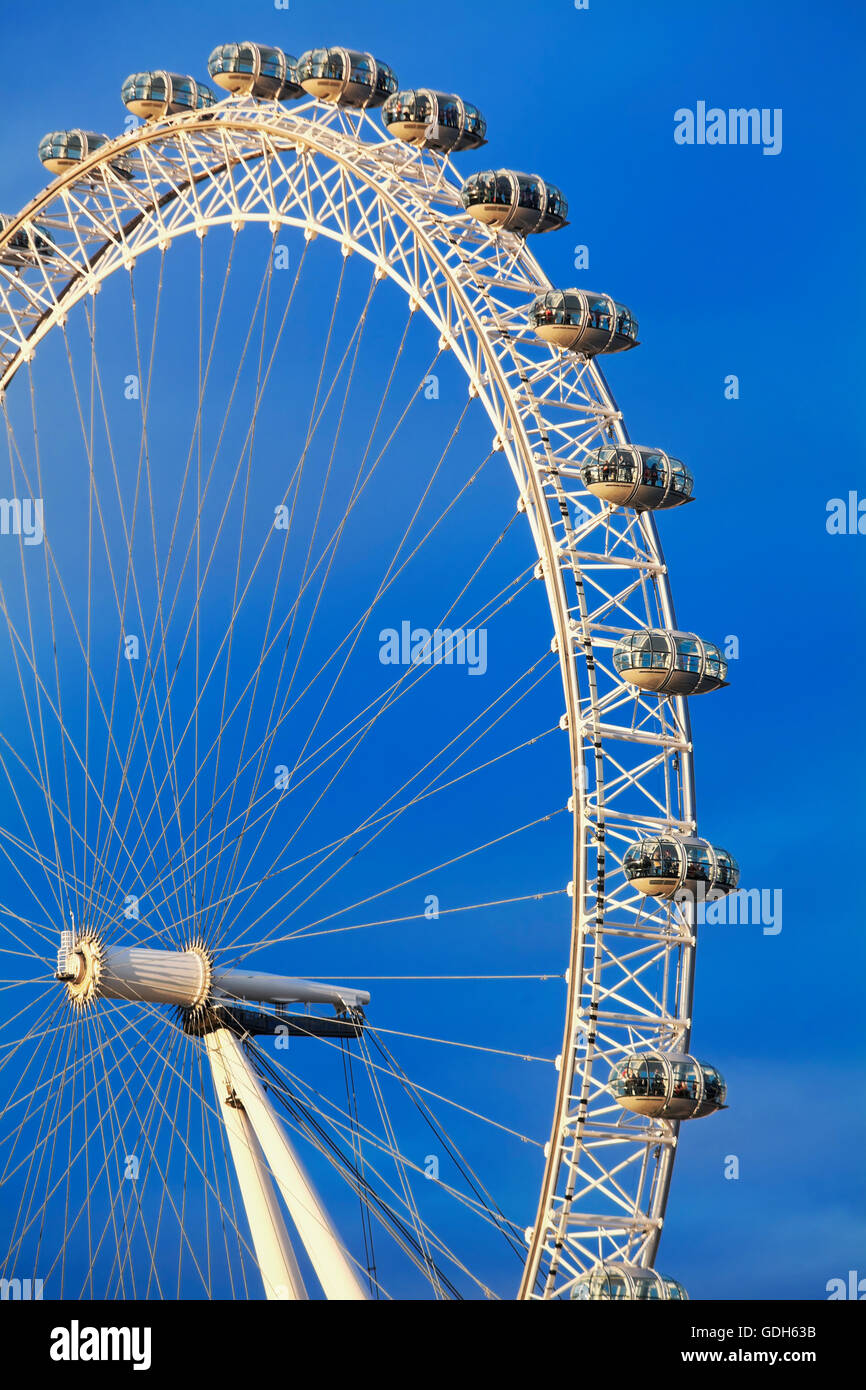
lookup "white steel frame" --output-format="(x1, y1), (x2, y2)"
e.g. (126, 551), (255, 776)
(0, 92), (706, 1300)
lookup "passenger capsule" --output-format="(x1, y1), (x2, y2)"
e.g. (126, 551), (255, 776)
(0, 214), (57, 266)
(382, 90), (486, 151)
(121, 71), (217, 120)
(38, 130), (132, 179)
(297, 49), (398, 107)
(460, 170), (568, 235)
(613, 629), (728, 695)
(609, 1052), (727, 1120)
(529, 289), (638, 353)
(623, 836), (739, 899)
(571, 1263), (689, 1301)
(581, 445), (693, 511)
(207, 42), (303, 101)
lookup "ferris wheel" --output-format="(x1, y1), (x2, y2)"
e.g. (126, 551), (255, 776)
(0, 39), (739, 1301)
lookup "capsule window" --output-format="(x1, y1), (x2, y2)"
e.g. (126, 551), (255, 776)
(543, 293), (570, 325)
(520, 177), (543, 210)
(635, 1276), (664, 1300)
(613, 1056), (665, 1099)
(674, 636), (701, 673)
(388, 93), (411, 121)
(611, 1057), (645, 1098)
(350, 55), (373, 85)
(647, 846), (664, 872)
(375, 65), (397, 97)
(589, 296), (612, 331)
(685, 844), (713, 878)
(653, 842), (680, 876)
(627, 839), (679, 878)
(260, 48), (285, 81)
(615, 304), (635, 337)
(546, 188), (567, 219)
(638, 634), (672, 670)
(701, 1066), (726, 1106)
(464, 103), (484, 134)
(670, 1058), (700, 1099)
(309, 50), (335, 79)
(607, 448), (635, 483)
(647, 1060), (666, 1096)
(439, 96), (460, 128)
(642, 452), (666, 488)
(670, 461), (691, 495)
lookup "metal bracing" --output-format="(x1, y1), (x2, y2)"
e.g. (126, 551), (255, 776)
(0, 91), (704, 1298)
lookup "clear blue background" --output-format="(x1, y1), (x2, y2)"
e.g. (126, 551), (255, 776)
(2, 0), (864, 1300)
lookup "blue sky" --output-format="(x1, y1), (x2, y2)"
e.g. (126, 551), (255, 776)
(1, 0), (864, 1300)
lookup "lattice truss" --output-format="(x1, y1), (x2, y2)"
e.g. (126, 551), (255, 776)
(0, 94), (700, 1299)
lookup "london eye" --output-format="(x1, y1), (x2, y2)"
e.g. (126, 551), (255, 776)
(0, 37), (737, 1301)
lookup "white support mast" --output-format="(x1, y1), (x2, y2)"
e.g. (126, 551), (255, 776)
(205, 1026), (368, 1301)
(205, 1031), (308, 1301)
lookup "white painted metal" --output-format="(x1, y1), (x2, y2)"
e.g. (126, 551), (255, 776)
(206, 1026), (367, 1301)
(93, 944), (369, 1011)
(212, 968), (369, 1012)
(98, 946), (210, 1007)
(205, 1030), (308, 1301)
(0, 90), (713, 1298)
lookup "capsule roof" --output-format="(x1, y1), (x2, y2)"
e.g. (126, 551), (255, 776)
(298, 48), (398, 107)
(530, 289), (638, 355)
(207, 42), (303, 101)
(121, 71), (217, 120)
(382, 90), (486, 151)
(571, 1263), (689, 1301)
(460, 169), (568, 234)
(613, 629), (728, 695)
